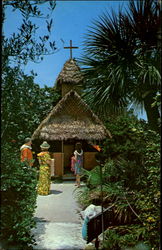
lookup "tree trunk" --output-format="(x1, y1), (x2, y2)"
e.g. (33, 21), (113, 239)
(143, 92), (161, 133)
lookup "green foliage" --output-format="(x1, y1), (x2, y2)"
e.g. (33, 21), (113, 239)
(1, 66), (61, 144)
(74, 186), (92, 209)
(82, 167), (102, 187)
(1, 66), (61, 247)
(125, 242), (150, 250)
(151, 93), (161, 127)
(1, 65), (60, 249)
(1, 143), (38, 249)
(1, 2), (59, 248)
(103, 226), (150, 250)
(151, 93), (161, 109)
(78, 112), (160, 249)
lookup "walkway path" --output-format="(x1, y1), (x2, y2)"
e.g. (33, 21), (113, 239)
(32, 182), (86, 250)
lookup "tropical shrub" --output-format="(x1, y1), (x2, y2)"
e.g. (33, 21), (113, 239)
(1, 1), (59, 248)
(1, 65), (61, 248)
(78, 112), (160, 249)
(1, 143), (38, 249)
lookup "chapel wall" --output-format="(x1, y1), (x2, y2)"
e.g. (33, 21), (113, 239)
(84, 152), (98, 171)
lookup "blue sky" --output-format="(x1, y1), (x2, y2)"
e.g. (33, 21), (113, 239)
(4, 1), (127, 87)
(3, 0), (147, 119)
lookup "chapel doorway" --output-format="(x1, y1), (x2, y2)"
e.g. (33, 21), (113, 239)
(63, 144), (75, 175)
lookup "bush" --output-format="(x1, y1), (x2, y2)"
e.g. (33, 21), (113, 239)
(1, 143), (38, 249)
(78, 113), (160, 249)
(103, 113), (160, 248)
(103, 225), (150, 250)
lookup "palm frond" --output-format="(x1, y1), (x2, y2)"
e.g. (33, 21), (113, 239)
(79, 0), (161, 122)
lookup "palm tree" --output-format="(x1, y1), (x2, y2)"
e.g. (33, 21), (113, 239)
(80, 0), (161, 132)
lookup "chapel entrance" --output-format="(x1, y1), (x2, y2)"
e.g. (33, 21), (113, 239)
(63, 143), (75, 175)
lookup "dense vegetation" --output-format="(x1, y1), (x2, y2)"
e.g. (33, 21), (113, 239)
(1, 66), (61, 248)
(1, 1), (59, 247)
(2, 66), (60, 144)
(1, 144), (38, 249)
(77, 112), (160, 249)
(78, 2), (161, 246)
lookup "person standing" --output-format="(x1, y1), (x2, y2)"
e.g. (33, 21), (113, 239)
(20, 137), (33, 166)
(37, 141), (53, 195)
(74, 142), (83, 187)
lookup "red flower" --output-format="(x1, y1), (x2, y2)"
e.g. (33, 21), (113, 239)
(92, 145), (101, 152)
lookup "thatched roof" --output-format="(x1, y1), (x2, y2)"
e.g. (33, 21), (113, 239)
(32, 90), (111, 141)
(56, 58), (83, 86)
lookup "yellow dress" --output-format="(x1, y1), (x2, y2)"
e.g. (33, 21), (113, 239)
(37, 151), (51, 195)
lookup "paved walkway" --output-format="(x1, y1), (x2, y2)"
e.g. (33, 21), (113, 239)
(32, 182), (87, 250)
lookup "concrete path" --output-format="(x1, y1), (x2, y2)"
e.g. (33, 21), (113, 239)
(32, 182), (87, 250)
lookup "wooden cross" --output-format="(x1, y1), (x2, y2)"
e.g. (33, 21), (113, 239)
(64, 40), (79, 59)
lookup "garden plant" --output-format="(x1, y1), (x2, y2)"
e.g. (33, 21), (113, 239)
(77, 112), (160, 249)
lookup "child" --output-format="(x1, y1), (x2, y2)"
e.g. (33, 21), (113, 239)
(71, 154), (76, 173)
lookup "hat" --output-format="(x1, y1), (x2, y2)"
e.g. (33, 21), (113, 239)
(40, 141), (50, 149)
(25, 137), (32, 143)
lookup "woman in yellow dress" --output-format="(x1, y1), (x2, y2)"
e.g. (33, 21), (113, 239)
(37, 141), (52, 195)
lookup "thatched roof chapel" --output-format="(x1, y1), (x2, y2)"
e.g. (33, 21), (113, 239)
(32, 90), (111, 141)
(32, 57), (111, 142)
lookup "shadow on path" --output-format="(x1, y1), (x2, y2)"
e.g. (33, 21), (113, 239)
(34, 217), (50, 223)
(33, 217), (49, 248)
(49, 189), (63, 195)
